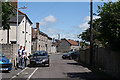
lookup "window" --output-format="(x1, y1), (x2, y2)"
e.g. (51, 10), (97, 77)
(22, 31), (24, 33)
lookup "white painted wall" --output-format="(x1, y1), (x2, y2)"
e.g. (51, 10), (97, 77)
(0, 16), (32, 56)
(0, 28), (7, 44)
(51, 45), (57, 53)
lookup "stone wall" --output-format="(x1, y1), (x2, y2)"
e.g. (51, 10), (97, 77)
(0, 44), (17, 67)
(57, 40), (71, 53)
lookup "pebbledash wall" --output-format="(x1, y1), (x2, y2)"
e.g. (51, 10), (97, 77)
(78, 47), (120, 79)
(0, 44), (17, 67)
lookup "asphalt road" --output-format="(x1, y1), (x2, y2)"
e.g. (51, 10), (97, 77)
(1, 53), (103, 80)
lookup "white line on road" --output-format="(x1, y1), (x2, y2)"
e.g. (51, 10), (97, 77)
(27, 68), (38, 80)
(10, 67), (28, 80)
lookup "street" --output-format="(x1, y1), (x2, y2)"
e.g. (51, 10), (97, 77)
(1, 53), (103, 80)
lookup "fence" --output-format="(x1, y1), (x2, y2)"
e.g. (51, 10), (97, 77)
(78, 47), (120, 78)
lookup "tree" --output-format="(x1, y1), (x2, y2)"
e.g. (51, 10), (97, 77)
(97, 2), (120, 51)
(79, 1), (120, 51)
(79, 19), (101, 44)
(2, 2), (15, 43)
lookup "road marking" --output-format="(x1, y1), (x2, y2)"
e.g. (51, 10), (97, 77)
(27, 68), (38, 80)
(10, 67), (28, 80)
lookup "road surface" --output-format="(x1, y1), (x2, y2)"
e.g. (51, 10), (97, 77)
(1, 53), (103, 80)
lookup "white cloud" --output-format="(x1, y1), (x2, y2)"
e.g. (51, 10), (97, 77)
(60, 33), (78, 40)
(78, 22), (89, 30)
(84, 16), (100, 21)
(84, 16), (90, 21)
(50, 33), (78, 40)
(77, 16), (100, 31)
(47, 28), (57, 35)
(39, 15), (57, 27)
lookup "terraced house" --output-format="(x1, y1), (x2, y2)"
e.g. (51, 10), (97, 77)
(32, 23), (53, 53)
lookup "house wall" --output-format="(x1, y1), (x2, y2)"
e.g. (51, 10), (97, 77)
(70, 45), (79, 50)
(51, 45), (57, 53)
(9, 23), (16, 42)
(47, 39), (52, 53)
(37, 34), (48, 51)
(0, 28), (7, 44)
(0, 17), (32, 56)
(25, 18), (32, 56)
(57, 40), (71, 53)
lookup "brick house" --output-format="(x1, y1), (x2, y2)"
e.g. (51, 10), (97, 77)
(57, 38), (79, 53)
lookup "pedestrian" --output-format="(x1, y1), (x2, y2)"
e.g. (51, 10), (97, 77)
(18, 45), (22, 68)
(22, 46), (28, 69)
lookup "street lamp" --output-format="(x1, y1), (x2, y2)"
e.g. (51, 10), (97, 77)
(15, 4), (27, 69)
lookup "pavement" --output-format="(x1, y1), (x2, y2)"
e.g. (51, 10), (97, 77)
(1, 53), (104, 80)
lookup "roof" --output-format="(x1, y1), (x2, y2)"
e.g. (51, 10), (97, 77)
(39, 31), (48, 37)
(48, 37), (52, 40)
(62, 39), (78, 46)
(9, 8), (32, 24)
(32, 28), (49, 38)
(67, 39), (78, 46)
(52, 42), (59, 47)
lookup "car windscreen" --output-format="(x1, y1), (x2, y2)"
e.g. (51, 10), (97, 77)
(33, 51), (47, 56)
(0, 52), (5, 57)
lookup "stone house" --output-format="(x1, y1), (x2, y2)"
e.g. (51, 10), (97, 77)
(0, 9), (32, 55)
(32, 23), (53, 54)
(57, 38), (79, 53)
(47, 37), (52, 53)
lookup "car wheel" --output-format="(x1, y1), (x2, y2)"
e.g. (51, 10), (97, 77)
(62, 56), (66, 59)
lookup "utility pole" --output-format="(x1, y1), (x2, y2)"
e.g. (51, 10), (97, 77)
(90, 0), (93, 66)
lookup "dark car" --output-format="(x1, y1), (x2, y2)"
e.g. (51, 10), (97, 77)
(0, 52), (12, 72)
(62, 51), (79, 60)
(29, 51), (50, 67)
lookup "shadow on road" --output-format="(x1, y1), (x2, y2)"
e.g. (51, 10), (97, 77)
(0, 71), (10, 73)
(67, 62), (115, 80)
(67, 62), (80, 66)
(67, 72), (102, 80)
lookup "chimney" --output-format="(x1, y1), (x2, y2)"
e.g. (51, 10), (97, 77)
(36, 22), (39, 31)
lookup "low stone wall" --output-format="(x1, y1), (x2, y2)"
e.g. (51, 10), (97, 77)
(0, 44), (17, 67)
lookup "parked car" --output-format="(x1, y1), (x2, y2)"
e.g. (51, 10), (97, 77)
(29, 51), (50, 67)
(0, 52), (12, 72)
(62, 51), (79, 60)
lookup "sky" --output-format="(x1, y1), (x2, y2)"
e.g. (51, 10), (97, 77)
(19, 2), (103, 41)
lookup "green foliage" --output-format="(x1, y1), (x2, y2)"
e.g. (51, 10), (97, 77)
(79, 19), (101, 43)
(80, 42), (89, 49)
(79, 1), (120, 51)
(97, 2), (120, 51)
(2, 2), (15, 29)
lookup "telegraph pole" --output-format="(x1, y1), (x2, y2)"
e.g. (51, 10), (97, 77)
(90, 0), (93, 66)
